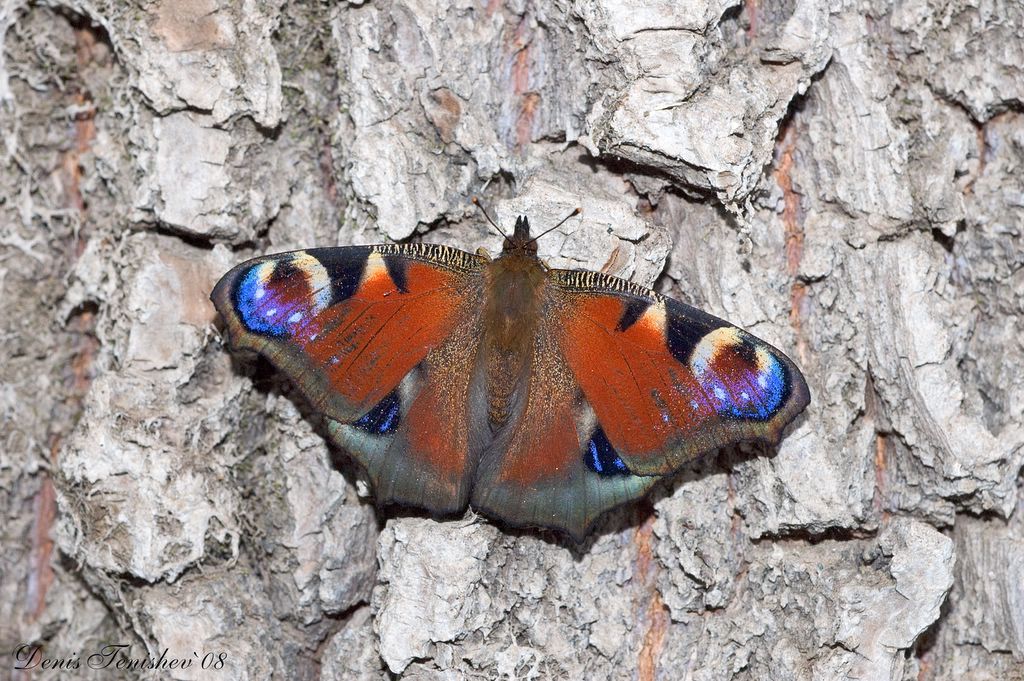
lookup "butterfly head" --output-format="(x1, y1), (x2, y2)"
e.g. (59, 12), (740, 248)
(501, 216), (539, 257)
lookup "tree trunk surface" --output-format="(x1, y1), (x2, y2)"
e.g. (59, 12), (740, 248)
(1, 1), (1022, 679)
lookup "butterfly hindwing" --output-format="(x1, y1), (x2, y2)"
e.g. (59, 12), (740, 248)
(328, 302), (489, 512)
(212, 244), (487, 512)
(550, 270), (810, 477)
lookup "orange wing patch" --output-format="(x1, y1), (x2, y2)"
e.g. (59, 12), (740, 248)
(306, 259), (465, 414)
(561, 296), (713, 453)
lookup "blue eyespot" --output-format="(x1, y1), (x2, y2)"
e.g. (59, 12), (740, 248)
(709, 357), (787, 421)
(353, 390), (401, 435)
(236, 264), (289, 337)
(584, 427), (631, 477)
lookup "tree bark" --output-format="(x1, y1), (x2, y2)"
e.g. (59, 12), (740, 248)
(1, 1), (1022, 679)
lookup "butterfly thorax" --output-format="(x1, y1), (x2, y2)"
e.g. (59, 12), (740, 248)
(480, 223), (547, 429)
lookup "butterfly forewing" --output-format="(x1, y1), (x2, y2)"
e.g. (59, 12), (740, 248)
(550, 270), (810, 476)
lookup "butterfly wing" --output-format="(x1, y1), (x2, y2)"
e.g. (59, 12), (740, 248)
(551, 270), (810, 476)
(211, 244), (487, 513)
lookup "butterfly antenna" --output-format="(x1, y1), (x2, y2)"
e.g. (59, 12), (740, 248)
(472, 197), (508, 239)
(527, 207), (582, 245)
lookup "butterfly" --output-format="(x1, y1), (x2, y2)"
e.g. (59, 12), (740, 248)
(211, 207), (810, 540)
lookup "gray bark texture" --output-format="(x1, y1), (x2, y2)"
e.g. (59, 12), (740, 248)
(1, 0), (1022, 679)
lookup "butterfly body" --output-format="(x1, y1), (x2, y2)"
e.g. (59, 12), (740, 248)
(480, 222), (546, 430)
(212, 217), (810, 540)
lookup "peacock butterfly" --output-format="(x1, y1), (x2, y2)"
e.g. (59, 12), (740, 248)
(211, 206), (810, 540)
